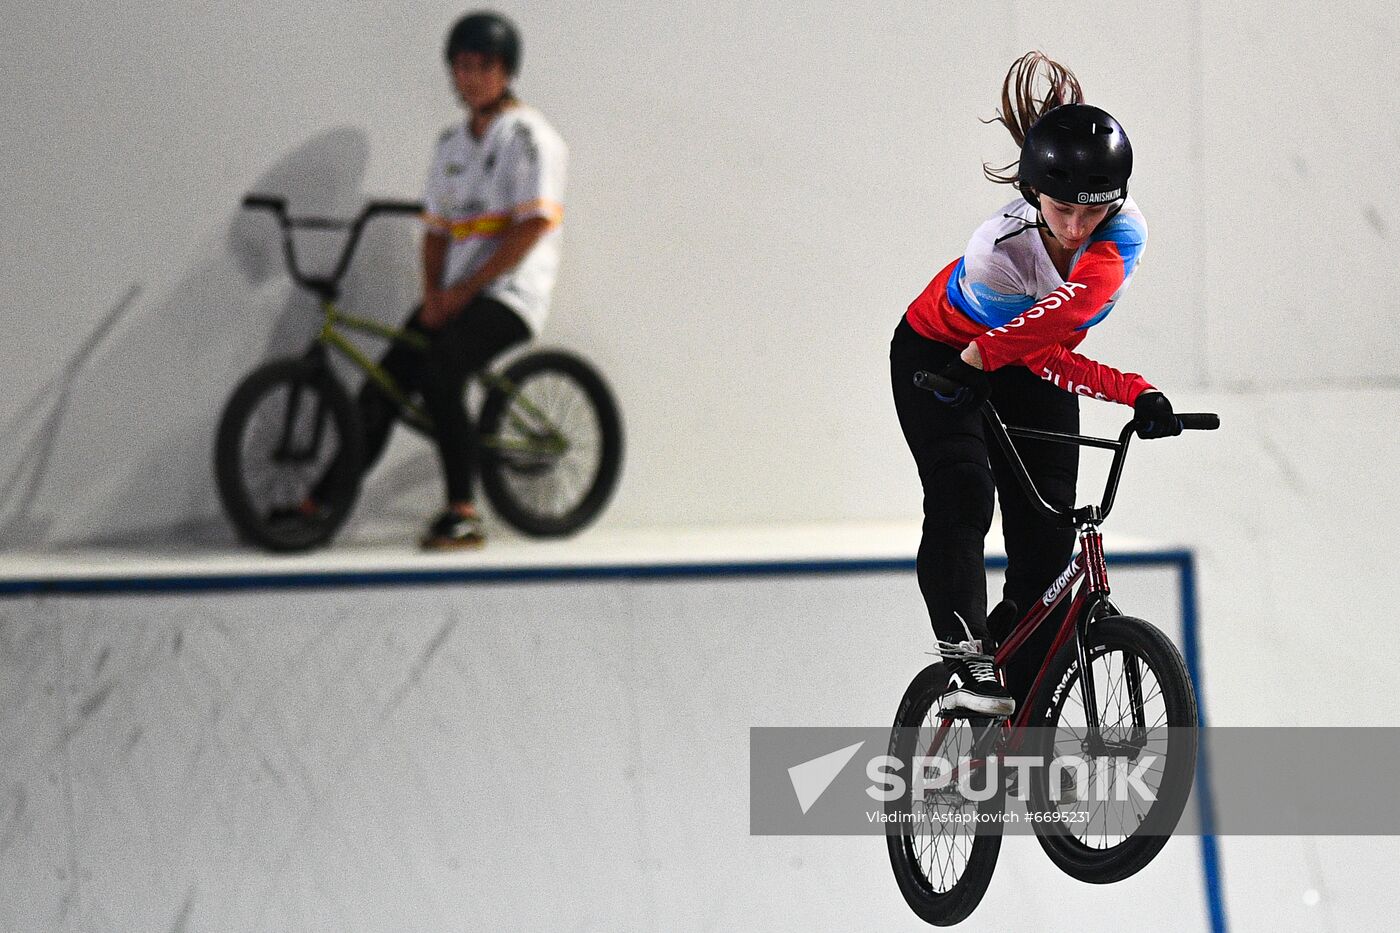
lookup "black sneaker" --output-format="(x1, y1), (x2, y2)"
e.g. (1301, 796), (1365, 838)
(420, 510), (485, 550)
(936, 612), (1015, 718)
(939, 644), (1015, 718)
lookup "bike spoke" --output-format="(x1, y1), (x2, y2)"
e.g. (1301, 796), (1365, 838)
(239, 384), (340, 513)
(1039, 643), (1180, 848)
(495, 372), (604, 521)
(904, 710), (985, 893)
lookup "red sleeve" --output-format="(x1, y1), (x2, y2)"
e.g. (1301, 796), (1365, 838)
(971, 239), (1129, 371)
(1024, 343), (1154, 406)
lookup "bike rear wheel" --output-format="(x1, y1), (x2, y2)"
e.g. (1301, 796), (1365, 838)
(478, 350), (622, 537)
(214, 358), (364, 552)
(1024, 616), (1198, 884)
(886, 663), (1005, 927)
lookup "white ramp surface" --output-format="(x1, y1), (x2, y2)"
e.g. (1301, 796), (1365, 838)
(0, 525), (1209, 931)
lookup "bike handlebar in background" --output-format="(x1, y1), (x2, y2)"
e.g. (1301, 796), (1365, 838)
(241, 193), (424, 296)
(242, 194), (288, 213)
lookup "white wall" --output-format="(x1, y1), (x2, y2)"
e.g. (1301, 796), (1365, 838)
(3, 1), (1396, 544)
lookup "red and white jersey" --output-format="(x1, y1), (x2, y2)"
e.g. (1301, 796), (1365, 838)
(423, 106), (567, 334)
(906, 197), (1152, 405)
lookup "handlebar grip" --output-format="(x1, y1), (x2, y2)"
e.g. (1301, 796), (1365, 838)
(913, 370), (958, 395)
(1177, 413), (1220, 431)
(242, 194), (287, 212)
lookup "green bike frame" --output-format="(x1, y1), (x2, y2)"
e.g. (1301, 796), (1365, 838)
(314, 300), (566, 456)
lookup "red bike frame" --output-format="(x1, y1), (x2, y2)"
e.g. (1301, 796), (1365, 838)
(909, 394), (1218, 777)
(926, 532), (1110, 781)
(995, 528), (1109, 735)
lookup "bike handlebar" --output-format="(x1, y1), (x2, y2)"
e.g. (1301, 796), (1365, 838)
(241, 193), (424, 297)
(912, 369), (1219, 527)
(242, 194), (423, 222)
(1177, 413), (1219, 431)
(242, 194), (288, 213)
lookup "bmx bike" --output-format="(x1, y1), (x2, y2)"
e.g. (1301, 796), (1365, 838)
(215, 194), (623, 552)
(886, 376), (1218, 926)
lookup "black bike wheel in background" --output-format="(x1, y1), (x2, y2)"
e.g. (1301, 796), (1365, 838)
(478, 350), (622, 537)
(1024, 616), (1198, 884)
(886, 663), (1005, 927)
(214, 358), (364, 552)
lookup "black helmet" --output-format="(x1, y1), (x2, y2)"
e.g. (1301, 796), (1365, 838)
(444, 11), (521, 76)
(1019, 104), (1132, 208)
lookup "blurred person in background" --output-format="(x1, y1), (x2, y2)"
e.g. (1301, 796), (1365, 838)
(302, 10), (567, 549)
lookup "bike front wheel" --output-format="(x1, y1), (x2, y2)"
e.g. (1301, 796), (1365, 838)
(886, 663), (1005, 927)
(478, 350), (623, 537)
(214, 358), (364, 552)
(1024, 616), (1198, 884)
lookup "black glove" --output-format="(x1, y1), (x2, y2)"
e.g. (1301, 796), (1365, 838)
(1133, 390), (1182, 439)
(919, 358), (990, 412)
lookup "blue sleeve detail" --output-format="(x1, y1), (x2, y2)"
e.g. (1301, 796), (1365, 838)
(944, 256), (1036, 329)
(1072, 212), (1146, 332)
(1093, 213), (1147, 279)
(969, 283), (1036, 326)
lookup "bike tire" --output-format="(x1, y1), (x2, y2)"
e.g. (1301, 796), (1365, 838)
(886, 662), (1005, 927)
(214, 358), (364, 552)
(478, 350), (623, 537)
(1024, 616), (1198, 884)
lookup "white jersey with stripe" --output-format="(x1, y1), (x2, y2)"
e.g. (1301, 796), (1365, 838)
(422, 106), (567, 334)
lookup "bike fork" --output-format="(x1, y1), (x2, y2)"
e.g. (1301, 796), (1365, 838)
(1074, 524), (1110, 740)
(269, 346), (331, 463)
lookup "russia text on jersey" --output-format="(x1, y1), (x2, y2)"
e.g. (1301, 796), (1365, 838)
(906, 218), (1151, 405)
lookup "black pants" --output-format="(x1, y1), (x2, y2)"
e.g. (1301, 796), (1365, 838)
(890, 316), (1079, 706)
(354, 296), (530, 504)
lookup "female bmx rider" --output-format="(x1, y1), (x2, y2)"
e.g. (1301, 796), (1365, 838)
(890, 52), (1182, 718)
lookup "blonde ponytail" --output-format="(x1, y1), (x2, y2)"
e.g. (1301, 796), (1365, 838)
(983, 51), (1084, 187)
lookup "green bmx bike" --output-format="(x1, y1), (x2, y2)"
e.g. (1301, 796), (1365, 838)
(215, 194), (623, 552)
